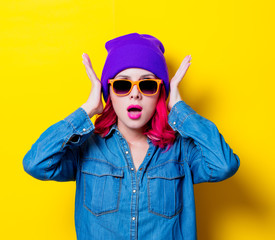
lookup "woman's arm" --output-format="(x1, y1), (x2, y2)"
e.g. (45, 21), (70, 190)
(168, 100), (240, 183)
(167, 55), (240, 183)
(22, 107), (94, 181)
(23, 53), (103, 181)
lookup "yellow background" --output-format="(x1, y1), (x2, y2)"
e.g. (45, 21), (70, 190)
(1, 0), (274, 239)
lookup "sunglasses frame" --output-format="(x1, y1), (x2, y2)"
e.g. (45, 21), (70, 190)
(108, 79), (163, 97)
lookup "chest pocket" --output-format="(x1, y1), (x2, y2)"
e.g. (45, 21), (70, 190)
(147, 161), (185, 219)
(81, 159), (124, 216)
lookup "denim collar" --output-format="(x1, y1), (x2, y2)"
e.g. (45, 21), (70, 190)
(104, 123), (119, 138)
(104, 124), (153, 145)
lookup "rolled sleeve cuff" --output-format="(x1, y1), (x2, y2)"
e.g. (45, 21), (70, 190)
(64, 107), (94, 134)
(168, 101), (197, 137)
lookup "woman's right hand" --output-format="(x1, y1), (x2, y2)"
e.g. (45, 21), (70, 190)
(81, 53), (103, 118)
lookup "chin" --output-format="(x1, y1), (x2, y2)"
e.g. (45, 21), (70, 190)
(119, 117), (149, 130)
(127, 121), (147, 129)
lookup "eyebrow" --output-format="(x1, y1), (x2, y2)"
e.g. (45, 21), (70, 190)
(115, 74), (156, 78)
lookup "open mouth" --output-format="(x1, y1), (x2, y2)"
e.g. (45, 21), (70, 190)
(127, 105), (142, 112)
(127, 105), (142, 119)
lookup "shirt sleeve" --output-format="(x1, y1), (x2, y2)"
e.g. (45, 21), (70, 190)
(22, 107), (95, 182)
(168, 100), (240, 184)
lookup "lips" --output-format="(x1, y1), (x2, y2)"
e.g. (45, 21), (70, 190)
(127, 105), (142, 119)
(127, 105), (143, 112)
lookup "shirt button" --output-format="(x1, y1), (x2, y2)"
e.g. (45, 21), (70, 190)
(133, 189), (136, 193)
(173, 121), (176, 125)
(83, 128), (86, 132)
(132, 217), (136, 221)
(125, 151), (129, 154)
(130, 167), (134, 171)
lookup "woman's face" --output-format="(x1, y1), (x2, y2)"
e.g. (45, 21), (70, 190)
(109, 68), (160, 132)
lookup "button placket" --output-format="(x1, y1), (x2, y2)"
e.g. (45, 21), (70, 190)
(116, 132), (138, 238)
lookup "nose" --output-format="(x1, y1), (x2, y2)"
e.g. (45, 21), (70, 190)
(129, 84), (142, 99)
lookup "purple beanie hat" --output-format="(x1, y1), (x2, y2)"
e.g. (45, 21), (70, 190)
(101, 33), (170, 102)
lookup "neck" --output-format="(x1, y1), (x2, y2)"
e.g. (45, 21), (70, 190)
(117, 122), (147, 145)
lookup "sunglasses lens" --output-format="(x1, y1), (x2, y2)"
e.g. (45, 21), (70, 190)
(139, 80), (158, 95)
(113, 80), (132, 94)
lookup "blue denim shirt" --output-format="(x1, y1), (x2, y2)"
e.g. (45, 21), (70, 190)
(23, 100), (240, 240)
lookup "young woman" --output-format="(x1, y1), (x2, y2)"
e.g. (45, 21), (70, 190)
(23, 33), (240, 240)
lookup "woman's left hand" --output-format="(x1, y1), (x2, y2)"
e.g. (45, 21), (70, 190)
(167, 55), (192, 111)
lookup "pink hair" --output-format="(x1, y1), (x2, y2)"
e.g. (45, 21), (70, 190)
(94, 85), (176, 149)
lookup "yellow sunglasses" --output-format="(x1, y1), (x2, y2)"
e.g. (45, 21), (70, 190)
(108, 79), (162, 96)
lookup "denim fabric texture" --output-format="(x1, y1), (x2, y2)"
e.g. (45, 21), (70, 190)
(23, 100), (240, 240)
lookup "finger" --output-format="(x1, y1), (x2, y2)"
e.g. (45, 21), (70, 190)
(171, 56), (192, 81)
(82, 54), (90, 67)
(178, 58), (191, 74)
(174, 61), (190, 80)
(177, 62), (191, 78)
(84, 64), (97, 80)
(181, 55), (192, 66)
(82, 62), (92, 79)
(82, 54), (93, 69)
(171, 62), (191, 85)
(180, 55), (192, 67)
(82, 53), (92, 66)
(82, 60), (99, 82)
